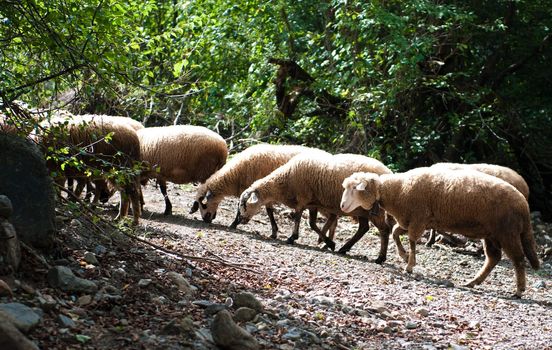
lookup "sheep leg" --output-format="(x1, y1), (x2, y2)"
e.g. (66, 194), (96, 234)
(337, 217), (370, 255)
(308, 209), (336, 251)
(115, 190), (129, 220)
(159, 180), (172, 216)
(286, 209), (304, 244)
(229, 208), (241, 230)
(369, 212), (392, 264)
(465, 238), (502, 288)
(502, 241), (527, 298)
(393, 224), (409, 262)
(74, 179), (87, 199)
(405, 227), (425, 273)
(316, 212), (337, 242)
(426, 229), (437, 247)
(129, 180), (142, 225)
(266, 206), (279, 238)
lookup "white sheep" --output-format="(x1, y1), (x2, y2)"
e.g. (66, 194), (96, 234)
(426, 162), (529, 246)
(191, 144), (330, 237)
(340, 168), (540, 297)
(238, 152), (394, 262)
(137, 125), (228, 215)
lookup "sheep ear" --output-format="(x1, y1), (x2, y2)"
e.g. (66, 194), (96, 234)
(200, 195), (208, 206)
(190, 201), (199, 214)
(205, 190), (214, 201)
(355, 182), (367, 191)
(247, 191), (259, 205)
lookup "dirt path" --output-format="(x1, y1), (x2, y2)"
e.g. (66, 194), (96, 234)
(136, 183), (552, 349)
(17, 182), (552, 349)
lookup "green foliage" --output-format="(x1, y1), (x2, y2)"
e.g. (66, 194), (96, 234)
(1, 0), (552, 216)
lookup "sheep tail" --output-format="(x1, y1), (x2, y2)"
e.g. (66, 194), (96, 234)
(521, 221), (540, 270)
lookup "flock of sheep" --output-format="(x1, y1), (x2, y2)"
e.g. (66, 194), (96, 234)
(1, 111), (540, 298)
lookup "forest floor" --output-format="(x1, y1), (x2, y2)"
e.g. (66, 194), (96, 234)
(8, 183), (552, 349)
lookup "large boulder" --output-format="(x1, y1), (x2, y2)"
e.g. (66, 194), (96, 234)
(0, 133), (56, 248)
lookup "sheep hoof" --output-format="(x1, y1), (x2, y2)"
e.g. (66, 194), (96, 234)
(463, 281), (476, 288)
(405, 265), (413, 273)
(163, 210), (172, 216)
(326, 241), (336, 251)
(512, 292), (522, 299)
(270, 233), (278, 239)
(337, 248), (349, 255)
(374, 256), (386, 265)
(286, 237), (296, 245)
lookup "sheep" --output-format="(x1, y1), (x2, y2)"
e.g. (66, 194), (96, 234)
(137, 125), (228, 215)
(71, 115), (144, 202)
(36, 114), (143, 224)
(190, 144), (332, 237)
(237, 152), (395, 263)
(426, 162), (529, 246)
(340, 168), (540, 297)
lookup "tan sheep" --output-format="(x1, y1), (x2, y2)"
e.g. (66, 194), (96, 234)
(37, 114), (143, 224)
(191, 144), (330, 237)
(71, 115), (144, 202)
(426, 162), (529, 246)
(138, 125), (228, 215)
(340, 168), (540, 297)
(237, 152), (394, 262)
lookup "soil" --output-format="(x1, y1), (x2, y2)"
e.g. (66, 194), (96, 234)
(7, 183), (552, 349)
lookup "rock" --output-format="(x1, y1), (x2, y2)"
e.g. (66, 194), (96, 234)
(0, 134), (56, 248)
(533, 280), (546, 289)
(138, 279), (152, 287)
(0, 195), (13, 219)
(0, 303), (41, 333)
(94, 245), (107, 256)
(450, 343), (469, 350)
(366, 302), (389, 314)
(83, 252), (98, 265)
(310, 295), (335, 305)
(405, 321), (418, 329)
(415, 307), (429, 317)
(57, 314), (76, 329)
(192, 300), (217, 308)
(78, 295), (93, 307)
(112, 268), (126, 280)
(160, 319), (187, 335)
(205, 303), (229, 316)
(37, 294), (57, 311)
(0, 317), (39, 350)
(282, 327), (302, 341)
(211, 310), (259, 350)
(0, 279), (13, 297)
(468, 320), (481, 329)
(234, 307), (258, 323)
(232, 292), (263, 312)
(47, 266), (98, 293)
(166, 271), (195, 296)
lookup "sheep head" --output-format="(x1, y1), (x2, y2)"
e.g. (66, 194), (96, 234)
(237, 189), (263, 224)
(191, 188), (218, 223)
(341, 172), (381, 213)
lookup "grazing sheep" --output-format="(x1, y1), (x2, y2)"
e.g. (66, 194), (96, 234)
(138, 125), (228, 215)
(238, 152), (394, 263)
(426, 162), (530, 246)
(191, 144), (329, 237)
(340, 168), (540, 297)
(36, 114), (143, 224)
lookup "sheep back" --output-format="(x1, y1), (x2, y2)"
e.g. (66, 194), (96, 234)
(431, 162), (529, 199)
(138, 125), (227, 184)
(198, 144), (316, 199)
(250, 152), (391, 217)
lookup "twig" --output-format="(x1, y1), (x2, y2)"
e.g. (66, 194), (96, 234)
(20, 241), (51, 269)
